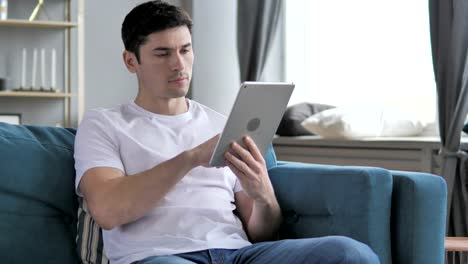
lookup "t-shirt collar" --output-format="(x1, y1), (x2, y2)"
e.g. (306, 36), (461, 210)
(128, 99), (193, 122)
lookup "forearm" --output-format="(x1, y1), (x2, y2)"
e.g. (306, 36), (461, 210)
(246, 196), (282, 242)
(88, 150), (197, 229)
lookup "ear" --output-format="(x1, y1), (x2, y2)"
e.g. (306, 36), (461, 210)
(123, 50), (138, 73)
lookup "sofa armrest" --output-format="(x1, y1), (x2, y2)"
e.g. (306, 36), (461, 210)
(268, 162), (393, 264)
(390, 171), (447, 264)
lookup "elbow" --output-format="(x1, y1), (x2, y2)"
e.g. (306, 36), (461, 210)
(95, 217), (117, 231)
(86, 201), (120, 230)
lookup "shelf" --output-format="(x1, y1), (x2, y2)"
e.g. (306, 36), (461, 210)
(0, 90), (73, 98)
(0, 19), (77, 29)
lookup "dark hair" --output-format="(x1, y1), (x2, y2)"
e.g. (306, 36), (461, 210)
(121, 0), (193, 62)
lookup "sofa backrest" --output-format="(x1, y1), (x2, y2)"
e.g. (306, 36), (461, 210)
(0, 123), (79, 263)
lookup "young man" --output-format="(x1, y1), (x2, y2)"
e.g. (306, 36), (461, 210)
(74, 1), (380, 264)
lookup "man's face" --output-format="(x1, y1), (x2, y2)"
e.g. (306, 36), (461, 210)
(128, 26), (193, 100)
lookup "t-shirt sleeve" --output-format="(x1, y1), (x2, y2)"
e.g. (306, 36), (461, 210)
(234, 176), (244, 193)
(74, 110), (124, 196)
(223, 166), (244, 193)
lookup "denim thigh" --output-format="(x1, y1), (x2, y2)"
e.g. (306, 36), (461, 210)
(227, 236), (380, 264)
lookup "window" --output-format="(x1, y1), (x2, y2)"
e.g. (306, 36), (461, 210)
(285, 0), (436, 123)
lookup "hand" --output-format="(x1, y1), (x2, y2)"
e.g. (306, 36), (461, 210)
(224, 136), (275, 203)
(190, 134), (220, 167)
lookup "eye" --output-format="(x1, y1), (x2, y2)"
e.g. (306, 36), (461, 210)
(181, 48), (191, 54)
(155, 53), (168, 57)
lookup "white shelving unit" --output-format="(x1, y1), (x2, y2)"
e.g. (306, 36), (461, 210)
(0, 0), (84, 127)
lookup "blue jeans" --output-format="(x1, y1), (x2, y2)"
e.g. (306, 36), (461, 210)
(134, 236), (380, 264)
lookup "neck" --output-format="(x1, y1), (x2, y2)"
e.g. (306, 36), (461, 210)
(134, 95), (188, 116)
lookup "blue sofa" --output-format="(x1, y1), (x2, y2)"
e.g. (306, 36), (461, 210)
(0, 123), (447, 264)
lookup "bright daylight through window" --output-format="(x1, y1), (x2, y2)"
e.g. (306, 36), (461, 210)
(285, 0), (437, 126)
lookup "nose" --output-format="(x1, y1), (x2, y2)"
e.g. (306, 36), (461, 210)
(171, 52), (185, 71)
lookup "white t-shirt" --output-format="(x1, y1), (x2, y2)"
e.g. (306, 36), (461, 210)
(74, 99), (251, 264)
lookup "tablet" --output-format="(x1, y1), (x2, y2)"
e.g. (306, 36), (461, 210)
(209, 81), (295, 167)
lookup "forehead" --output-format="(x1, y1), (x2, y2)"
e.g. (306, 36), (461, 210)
(142, 26), (192, 49)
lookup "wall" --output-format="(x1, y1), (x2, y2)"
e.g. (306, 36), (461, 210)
(83, 1), (140, 112)
(190, 0), (240, 115)
(190, 0), (284, 115)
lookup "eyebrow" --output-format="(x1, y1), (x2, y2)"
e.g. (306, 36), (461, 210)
(152, 43), (192, 52)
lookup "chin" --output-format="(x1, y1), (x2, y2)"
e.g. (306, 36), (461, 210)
(168, 87), (189, 98)
(166, 80), (190, 97)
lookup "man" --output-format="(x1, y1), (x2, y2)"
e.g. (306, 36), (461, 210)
(75, 1), (380, 264)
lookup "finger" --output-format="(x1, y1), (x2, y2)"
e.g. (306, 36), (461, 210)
(225, 151), (254, 176)
(226, 159), (246, 180)
(231, 141), (260, 169)
(226, 160), (246, 182)
(243, 136), (264, 163)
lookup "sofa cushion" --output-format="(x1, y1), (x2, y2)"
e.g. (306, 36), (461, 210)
(0, 123), (79, 263)
(77, 197), (108, 264)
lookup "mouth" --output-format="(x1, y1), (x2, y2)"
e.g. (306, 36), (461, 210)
(168, 75), (189, 84)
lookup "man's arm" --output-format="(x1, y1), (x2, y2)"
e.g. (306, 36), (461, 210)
(228, 136), (282, 242)
(80, 135), (219, 230)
